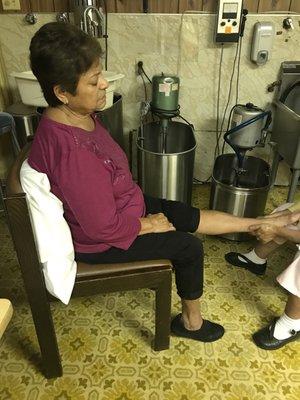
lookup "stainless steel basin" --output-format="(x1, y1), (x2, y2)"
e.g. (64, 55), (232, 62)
(271, 100), (300, 169)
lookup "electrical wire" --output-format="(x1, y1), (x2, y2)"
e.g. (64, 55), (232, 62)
(236, 37), (242, 104)
(141, 66), (152, 84)
(193, 177), (211, 185)
(221, 104), (237, 154)
(140, 73), (148, 101)
(215, 41), (239, 158)
(100, 0), (108, 70)
(220, 37), (243, 155)
(218, 42), (239, 144)
(178, 114), (193, 127)
(214, 43), (224, 160)
(137, 63), (151, 102)
(220, 8), (247, 155)
(176, 11), (222, 184)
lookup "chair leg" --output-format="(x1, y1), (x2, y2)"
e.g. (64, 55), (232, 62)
(153, 270), (172, 351)
(29, 298), (63, 378)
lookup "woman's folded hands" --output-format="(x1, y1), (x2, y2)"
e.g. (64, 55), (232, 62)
(138, 213), (176, 235)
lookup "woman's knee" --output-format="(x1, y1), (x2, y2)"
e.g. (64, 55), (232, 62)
(150, 231), (203, 261)
(174, 233), (203, 261)
(187, 234), (203, 257)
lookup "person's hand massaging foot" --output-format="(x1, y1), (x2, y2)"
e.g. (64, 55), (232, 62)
(225, 211), (300, 275)
(249, 211), (300, 244)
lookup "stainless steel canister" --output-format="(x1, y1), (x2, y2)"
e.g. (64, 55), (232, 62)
(137, 121), (196, 204)
(210, 154), (270, 241)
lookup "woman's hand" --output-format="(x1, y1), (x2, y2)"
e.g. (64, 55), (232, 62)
(249, 223), (282, 244)
(256, 211), (300, 228)
(147, 213), (176, 233)
(138, 213), (176, 235)
(260, 209), (291, 219)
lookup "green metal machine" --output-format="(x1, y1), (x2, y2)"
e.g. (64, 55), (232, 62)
(151, 73), (180, 116)
(137, 71), (196, 204)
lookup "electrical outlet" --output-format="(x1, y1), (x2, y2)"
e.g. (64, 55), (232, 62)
(2, 0), (21, 10)
(136, 60), (143, 75)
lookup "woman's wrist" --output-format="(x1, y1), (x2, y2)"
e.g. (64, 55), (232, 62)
(138, 217), (153, 235)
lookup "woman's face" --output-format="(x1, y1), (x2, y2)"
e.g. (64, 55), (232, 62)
(66, 60), (109, 114)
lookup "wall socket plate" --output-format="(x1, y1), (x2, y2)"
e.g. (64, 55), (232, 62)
(2, 0), (21, 10)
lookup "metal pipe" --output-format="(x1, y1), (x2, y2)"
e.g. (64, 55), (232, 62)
(83, 5), (104, 37)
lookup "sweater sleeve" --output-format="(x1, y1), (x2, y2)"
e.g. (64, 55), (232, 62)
(55, 148), (141, 250)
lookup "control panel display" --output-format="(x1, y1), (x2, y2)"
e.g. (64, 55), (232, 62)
(215, 0), (243, 43)
(223, 3), (238, 19)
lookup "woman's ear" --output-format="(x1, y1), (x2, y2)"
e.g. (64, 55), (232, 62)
(53, 85), (69, 105)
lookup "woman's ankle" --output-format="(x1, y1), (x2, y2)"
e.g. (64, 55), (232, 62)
(181, 312), (203, 331)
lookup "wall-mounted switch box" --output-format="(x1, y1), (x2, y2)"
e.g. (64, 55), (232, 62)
(215, 0), (243, 43)
(2, 0), (21, 10)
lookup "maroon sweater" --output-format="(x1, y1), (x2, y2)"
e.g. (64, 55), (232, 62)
(28, 114), (145, 253)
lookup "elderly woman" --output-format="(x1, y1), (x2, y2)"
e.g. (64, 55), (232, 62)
(28, 22), (296, 343)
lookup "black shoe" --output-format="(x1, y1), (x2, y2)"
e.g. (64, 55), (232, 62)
(171, 314), (225, 342)
(252, 318), (300, 350)
(225, 252), (267, 276)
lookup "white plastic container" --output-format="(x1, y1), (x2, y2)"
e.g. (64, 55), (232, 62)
(12, 71), (46, 107)
(101, 71), (125, 110)
(11, 70), (124, 110)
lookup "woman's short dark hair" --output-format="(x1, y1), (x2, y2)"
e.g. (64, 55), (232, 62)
(30, 22), (103, 107)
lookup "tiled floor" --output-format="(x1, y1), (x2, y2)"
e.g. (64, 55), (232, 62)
(0, 184), (299, 400)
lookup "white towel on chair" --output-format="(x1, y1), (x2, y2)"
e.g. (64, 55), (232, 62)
(20, 160), (76, 304)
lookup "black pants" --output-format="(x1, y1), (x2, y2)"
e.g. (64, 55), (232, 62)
(76, 195), (203, 300)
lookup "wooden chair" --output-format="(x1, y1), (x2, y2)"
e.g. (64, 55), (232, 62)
(1, 143), (172, 379)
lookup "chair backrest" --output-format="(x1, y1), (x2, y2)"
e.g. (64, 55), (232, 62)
(2, 142), (50, 307)
(0, 112), (20, 155)
(2, 146), (64, 377)
(5, 141), (31, 196)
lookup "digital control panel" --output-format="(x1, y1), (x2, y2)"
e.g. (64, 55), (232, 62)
(215, 0), (243, 43)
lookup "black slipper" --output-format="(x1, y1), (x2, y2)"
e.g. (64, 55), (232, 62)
(171, 314), (225, 342)
(225, 252), (267, 276)
(252, 318), (300, 350)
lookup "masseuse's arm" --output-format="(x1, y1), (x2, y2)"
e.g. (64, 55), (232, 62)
(249, 212), (300, 244)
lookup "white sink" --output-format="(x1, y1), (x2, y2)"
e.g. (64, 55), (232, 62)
(11, 70), (125, 110)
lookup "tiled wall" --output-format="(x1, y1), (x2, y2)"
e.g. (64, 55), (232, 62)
(0, 12), (299, 183)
